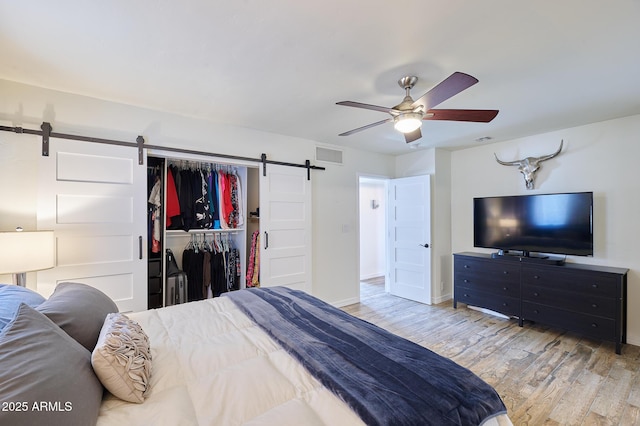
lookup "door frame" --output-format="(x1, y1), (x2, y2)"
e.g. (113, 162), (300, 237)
(358, 173), (435, 304)
(357, 173), (391, 300)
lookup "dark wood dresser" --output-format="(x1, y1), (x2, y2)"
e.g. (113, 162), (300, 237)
(453, 252), (628, 354)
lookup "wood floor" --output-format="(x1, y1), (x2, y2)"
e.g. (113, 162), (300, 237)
(343, 278), (640, 426)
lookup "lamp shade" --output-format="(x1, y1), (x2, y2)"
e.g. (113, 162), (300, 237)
(393, 112), (423, 133)
(0, 230), (55, 274)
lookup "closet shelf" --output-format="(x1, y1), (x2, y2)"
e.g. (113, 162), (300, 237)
(167, 228), (244, 235)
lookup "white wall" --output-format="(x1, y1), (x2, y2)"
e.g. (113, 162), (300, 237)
(358, 178), (386, 280)
(450, 114), (640, 346)
(0, 78), (395, 306)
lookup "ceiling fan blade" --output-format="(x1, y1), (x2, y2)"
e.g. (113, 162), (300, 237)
(412, 72), (479, 111)
(339, 118), (393, 136)
(404, 128), (422, 143)
(424, 109), (499, 123)
(336, 101), (392, 114)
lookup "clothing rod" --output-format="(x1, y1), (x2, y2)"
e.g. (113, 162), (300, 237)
(0, 122), (325, 175)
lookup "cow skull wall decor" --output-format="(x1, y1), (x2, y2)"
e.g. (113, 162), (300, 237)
(494, 140), (563, 189)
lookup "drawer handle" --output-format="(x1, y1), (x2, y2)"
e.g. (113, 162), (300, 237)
(464, 279), (470, 283)
(464, 265), (470, 269)
(533, 309), (539, 314)
(592, 303), (598, 308)
(591, 323), (598, 328)
(502, 302), (508, 306)
(533, 292), (539, 297)
(464, 293), (470, 297)
(592, 284), (598, 289)
(503, 287), (508, 291)
(503, 271), (508, 275)
(533, 275), (540, 279)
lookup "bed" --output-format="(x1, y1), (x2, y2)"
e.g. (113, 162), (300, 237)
(0, 283), (512, 426)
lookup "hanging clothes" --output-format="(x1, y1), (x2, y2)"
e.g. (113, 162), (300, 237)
(211, 169), (221, 229)
(251, 235), (260, 288)
(182, 237), (204, 302)
(195, 168), (212, 229)
(218, 169), (230, 229)
(202, 250), (211, 300)
(210, 249), (226, 297)
(148, 169), (162, 254)
(233, 168), (244, 228)
(180, 233), (242, 299)
(166, 166), (181, 228)
(228, 173), (239, 228)
(225, 247), (240, 292)
(168, 162), (243, 231)
(207, 170), (217, 230)
(246, 230), (260, 288)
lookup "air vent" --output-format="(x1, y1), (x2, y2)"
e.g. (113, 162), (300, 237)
(315, 146), (343, 165)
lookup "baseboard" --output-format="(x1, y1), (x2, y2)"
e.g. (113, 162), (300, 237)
(432, 293), (452, 305)
(359, 272), (385, 281)
(330, 296), (360, 308)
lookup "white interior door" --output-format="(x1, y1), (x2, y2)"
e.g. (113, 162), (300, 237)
(259, 164), (311, 292)
(388, 175), (432, 304)
(37, 138), (147, 312)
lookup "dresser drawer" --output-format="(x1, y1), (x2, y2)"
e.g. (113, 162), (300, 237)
(521, 265), (618, 297)
(455, 286), (520, 317)
(455, 257), (520, 296)
(455, 273), (520, 298)
(522, 284), (616, 318)
(522, 302), (615, 341)
(455, 257), (520, 280)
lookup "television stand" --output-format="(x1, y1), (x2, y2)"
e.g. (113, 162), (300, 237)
(453, 252), (628, 354)
(490, 250), (565, 266)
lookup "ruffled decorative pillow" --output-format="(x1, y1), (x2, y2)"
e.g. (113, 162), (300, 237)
(91, 313), (152, 403)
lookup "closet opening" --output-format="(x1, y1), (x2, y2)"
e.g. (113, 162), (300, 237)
(146, 154), (262, 309)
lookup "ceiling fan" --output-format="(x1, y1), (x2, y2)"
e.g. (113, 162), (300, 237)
(337, 72), (499, 143)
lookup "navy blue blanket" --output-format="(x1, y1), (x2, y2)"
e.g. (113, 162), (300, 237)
(224, 287), (507, 426)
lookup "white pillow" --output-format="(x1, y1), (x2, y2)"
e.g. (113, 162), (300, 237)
(91, 313), (152, 403)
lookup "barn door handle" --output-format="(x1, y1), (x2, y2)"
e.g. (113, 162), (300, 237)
(264, 231), (269, 249)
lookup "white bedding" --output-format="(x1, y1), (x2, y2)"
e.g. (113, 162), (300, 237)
(97, 296), (513, 426)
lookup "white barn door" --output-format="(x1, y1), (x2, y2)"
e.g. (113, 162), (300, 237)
(388, 175), (432, 304)
(37, 138), (147, 312)
(259, 164), (312, 293)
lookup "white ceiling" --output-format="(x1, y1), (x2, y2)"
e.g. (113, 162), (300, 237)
(1, 1), (640, 155)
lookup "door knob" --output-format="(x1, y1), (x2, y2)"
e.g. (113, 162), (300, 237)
(418, 243), (430, 248)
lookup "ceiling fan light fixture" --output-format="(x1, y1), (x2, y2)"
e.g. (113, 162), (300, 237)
(394, 112), (423, 133)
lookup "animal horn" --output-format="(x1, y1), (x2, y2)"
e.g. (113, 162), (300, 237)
(494, 153), (522, 167)
(535, 140), (563, 163)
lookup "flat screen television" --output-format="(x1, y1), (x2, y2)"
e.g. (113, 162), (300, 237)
(473, 192), (593, 257)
